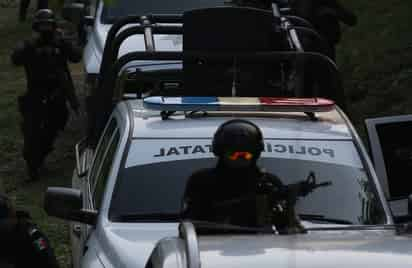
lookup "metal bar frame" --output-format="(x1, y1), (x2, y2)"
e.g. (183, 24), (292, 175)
(284, 15), (313, 28)
(89, 8), (342, 144)
(179, 222), (200, 268)
(109, 51), (342, 98)
(99, 14), (183, 86)
(75, 138), (88, 178)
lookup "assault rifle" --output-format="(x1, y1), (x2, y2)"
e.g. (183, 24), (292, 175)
(282, 171), (332, 201)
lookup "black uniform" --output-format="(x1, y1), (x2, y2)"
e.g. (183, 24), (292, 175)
(19, 0), (48, 22)
(0, 212), (59, 268)
(0, 193), (59, 268)
(11, 32), (81, 178)
(184, 119), (304, 234)
(184, 163), (287, 226)
(291, 0), (357, 60)
(183, 162), (304, 234)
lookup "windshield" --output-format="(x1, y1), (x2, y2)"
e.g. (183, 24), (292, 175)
(109, 139), (387, 226)
(101, 0), (226, 24)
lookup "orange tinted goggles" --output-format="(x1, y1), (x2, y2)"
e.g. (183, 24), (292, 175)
(227, 151), (254, 161)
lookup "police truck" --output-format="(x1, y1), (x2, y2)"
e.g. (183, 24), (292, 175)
(46, 4), (412, 268)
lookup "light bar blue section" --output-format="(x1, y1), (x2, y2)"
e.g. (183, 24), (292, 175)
(181, 97), (218, 104)
(143, 96), (220, 111)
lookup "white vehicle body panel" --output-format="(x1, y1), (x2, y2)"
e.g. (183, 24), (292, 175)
(83, 3), (182, 75)
(148, 229), (412, 268)
(196, 230), (412, 268)
(98, 226), (412, 268)
(91, 223), (178, 268)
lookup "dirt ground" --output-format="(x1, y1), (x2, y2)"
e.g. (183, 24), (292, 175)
(0, 3), (84, 267)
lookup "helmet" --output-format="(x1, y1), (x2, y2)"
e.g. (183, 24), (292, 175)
(32, 9), (56, 33)
(212, 119), (264, 161)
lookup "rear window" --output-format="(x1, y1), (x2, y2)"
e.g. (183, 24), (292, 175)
(102, 0), (225, 23)
(109, 139), (387, 225)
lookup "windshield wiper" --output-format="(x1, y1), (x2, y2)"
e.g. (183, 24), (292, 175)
(299, 214), (353, 225)
(191, 220), (275, 234)
(112, 213), (180, 222)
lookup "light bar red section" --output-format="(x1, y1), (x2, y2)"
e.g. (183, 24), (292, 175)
(259, 97), (335, 107)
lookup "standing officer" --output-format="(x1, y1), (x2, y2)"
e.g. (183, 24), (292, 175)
(11, 9), (82, 180)
(290, 0), (357, 60)
(19, 0), (48, 22)
(183, 119), (304, 234)
(0, 193), (59, 267)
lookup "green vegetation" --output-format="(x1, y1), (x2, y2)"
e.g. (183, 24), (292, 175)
(0, 1), (410, 267)
(0, 6), (82, 267)
(338, 0), (412, 132)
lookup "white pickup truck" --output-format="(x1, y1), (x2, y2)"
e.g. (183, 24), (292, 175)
(45, 96), (412, 268)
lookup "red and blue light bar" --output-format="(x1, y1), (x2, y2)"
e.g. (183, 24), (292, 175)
(143, 97), (335, 112)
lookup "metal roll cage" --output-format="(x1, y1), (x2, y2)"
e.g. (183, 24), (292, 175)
(89, 8), (343, 145)
(179, 222), (201, 268)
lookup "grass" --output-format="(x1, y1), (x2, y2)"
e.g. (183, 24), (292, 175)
(0, 5), (84, 267)
(337, 0), (412, 134)
(0, 0), (411, 267)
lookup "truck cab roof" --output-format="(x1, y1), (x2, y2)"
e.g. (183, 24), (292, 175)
(128, 99), (352, 140)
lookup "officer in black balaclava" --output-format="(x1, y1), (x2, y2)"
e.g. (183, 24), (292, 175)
(183, 119), (303, 233)
(290, 0), (357, 60)
(0, 193), (59, 267)
(11, 9), (82, 181)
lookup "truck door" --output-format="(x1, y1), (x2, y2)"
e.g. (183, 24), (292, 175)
(365, 115), (412, 221)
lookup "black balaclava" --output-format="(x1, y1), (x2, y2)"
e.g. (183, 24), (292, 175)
(213, 119), (264, 171)
(37, 23), (56, 43)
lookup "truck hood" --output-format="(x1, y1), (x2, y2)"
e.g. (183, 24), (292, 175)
(98, 225), (412, 268)
(96, 223), (179, 268)
(199, 229), (412, 268)
(84, 23), (182, 74)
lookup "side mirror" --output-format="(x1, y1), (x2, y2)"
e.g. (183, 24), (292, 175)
(62, 2), (85, 24)
(44, 187), (97, 225)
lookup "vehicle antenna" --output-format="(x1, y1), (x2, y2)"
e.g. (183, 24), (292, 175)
(231, 57), (238, 96)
